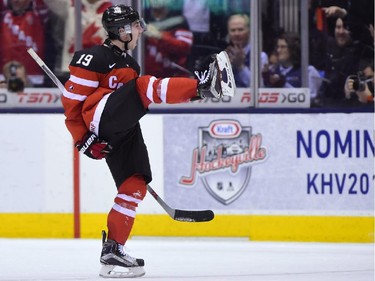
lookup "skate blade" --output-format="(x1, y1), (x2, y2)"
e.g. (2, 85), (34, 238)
(216, 51), (236, 97)
(99, 264), (145, 278)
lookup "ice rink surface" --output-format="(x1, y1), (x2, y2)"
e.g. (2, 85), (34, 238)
(0, 237), (373, 281)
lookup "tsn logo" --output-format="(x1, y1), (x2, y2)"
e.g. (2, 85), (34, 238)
(17, 92), (60, 104)
(258, 92), (306, 103)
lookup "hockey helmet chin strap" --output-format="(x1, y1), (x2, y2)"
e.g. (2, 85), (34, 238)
(120, 23), (133, 50)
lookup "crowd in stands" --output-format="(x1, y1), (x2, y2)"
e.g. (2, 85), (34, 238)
(0, 0), (373, 108)
(309, 0), (374, 107)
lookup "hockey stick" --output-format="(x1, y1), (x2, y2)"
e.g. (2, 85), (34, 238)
(27, 48), (215, 223)
(27, 48), (65, 93)
(147, 185), (214, 222)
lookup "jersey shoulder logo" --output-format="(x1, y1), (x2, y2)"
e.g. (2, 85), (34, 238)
(109, 63), (116, 69)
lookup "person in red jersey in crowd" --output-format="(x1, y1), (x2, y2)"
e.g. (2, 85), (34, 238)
(0, 0), (47, 86)
(144, 0), (193, 78)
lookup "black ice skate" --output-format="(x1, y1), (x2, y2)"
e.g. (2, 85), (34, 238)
(99, 230), (145, 278)
(194, 51), (236, 99)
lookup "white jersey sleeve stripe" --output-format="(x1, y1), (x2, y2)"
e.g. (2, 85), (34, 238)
(63, 89), (87, 101)
(146, 76), (157, 102)
(160, 78), (169, 102)
(70, 74), (99, 88)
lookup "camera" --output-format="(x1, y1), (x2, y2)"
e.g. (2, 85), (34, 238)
(7, 63), (25, 92)
(351, 72), (367, 92)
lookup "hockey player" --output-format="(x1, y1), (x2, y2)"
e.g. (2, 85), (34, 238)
(61, 4), (235, 278)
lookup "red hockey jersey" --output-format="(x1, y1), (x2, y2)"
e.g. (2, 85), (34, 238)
(62, 44), (198, 143)
(145, 18), (193, 78)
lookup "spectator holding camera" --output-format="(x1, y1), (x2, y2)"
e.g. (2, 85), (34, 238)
(344, 62), (374, 105)
(0, 60), (32, 93)
(317, 17), (361, 105)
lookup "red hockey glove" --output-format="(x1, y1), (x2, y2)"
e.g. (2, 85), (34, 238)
(76, 132), (112, 160)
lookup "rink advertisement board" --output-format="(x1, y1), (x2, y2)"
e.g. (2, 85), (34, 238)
(163, 113), (374, 214)
(0, 87), (308, 109)
(0, 88), (62, 108)
(0, 113), (373, 241)
(148, 88), (310, 109)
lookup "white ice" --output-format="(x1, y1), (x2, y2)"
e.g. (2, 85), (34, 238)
(0, 238), (373, 281)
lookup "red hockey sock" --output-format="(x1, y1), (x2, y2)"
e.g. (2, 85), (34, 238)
(107, 175), (147, 245)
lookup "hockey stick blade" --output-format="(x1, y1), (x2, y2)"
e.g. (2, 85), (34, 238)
(26, 48), (214, 223)
(147, 185), (214, 222)
(174, 209), (215, 222)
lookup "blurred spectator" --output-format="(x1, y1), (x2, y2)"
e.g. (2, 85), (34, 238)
(143, 0), (183, 13)
(225, 14), (268, 88)
(205, 0), (251, 48)
(262, 32), (322, 100)
(309, 0), (374, 75)
(144, 0), (193, 78)
(311, 0), (374, 47)
(183, 0), (210, 45)
(307, 1), (328, 71)
(1, 60), (32, 92)
(44, 0), (112, 77)
(0, 0), (5, 11)
(344, 14), (374, 107)
(317, 17), (369, 106)
(344, 62), (374, 105)
(0, 0), (46, 86)
(211, 0), (250, 16)
(183, 0), (219, 74)
(309, 1), (349, 35)
(183, 0), (253, 75)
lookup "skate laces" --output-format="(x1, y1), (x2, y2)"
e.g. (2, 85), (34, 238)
(194, 64), (212, 85)
(117, 244), (136, 262)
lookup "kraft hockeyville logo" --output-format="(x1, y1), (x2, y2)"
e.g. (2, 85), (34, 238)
(179, 120), (267, 205)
